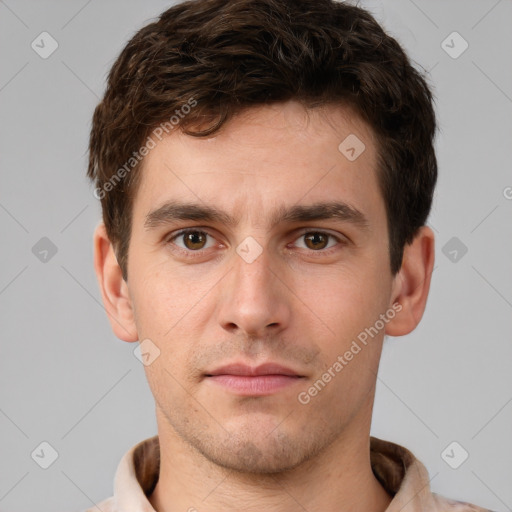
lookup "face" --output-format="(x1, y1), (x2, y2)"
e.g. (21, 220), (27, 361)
(124, 101), (399, 473)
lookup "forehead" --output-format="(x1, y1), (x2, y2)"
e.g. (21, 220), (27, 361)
(131, 101), (384, 230)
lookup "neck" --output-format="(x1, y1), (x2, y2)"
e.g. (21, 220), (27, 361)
(149, 409), (392, 512)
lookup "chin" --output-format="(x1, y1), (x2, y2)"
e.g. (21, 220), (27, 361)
(192, 425), (327, 475)
(204, 440), (305, 474)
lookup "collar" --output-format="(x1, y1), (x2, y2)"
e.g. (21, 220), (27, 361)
(106, 435), (485, 512)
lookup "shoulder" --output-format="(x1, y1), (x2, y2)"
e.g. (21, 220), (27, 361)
(433, 492), (495, 511)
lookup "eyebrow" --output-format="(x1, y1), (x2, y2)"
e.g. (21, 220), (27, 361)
(144, 200), (369, 231)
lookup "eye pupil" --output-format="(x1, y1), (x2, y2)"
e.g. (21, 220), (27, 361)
(305, 233), (328, 250)
(184, 231), (206, 250)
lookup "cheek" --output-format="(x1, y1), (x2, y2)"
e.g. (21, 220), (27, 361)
(301, 265), (387, 342)
(133, 276), (174, 330)
(129, 261), (221, 376)
(131, 251), (204, 321)
(129, 266), (191, 347)
(296, 270), (391, 400)
(299, 274), (385, 409)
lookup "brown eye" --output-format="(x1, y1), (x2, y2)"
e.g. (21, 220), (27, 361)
(304, 232), (329, 250)
(167, 229), (218, 257)
(180, 231), (208, 250)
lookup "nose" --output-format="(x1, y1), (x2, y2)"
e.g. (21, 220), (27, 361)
(217, 244), (291, 339)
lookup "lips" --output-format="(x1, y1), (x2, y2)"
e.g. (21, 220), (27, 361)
(204, 362), (304, 396)
(205, 363), (302, 377)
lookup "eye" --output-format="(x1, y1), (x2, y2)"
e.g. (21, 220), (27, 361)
(169, 229), (216, 251)
(292, 231), (341, 251)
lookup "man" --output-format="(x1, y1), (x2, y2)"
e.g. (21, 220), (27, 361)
(86, 0), (491, 510)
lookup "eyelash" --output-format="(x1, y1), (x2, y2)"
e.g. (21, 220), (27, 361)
(166, 228), (347, 258)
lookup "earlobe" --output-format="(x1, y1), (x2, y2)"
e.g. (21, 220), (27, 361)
(385, 226), (435, 337)
(93, 222), (138, 342)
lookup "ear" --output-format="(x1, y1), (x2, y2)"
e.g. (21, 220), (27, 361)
(385, 226), (435, 337)
(93, 222), (138, 342)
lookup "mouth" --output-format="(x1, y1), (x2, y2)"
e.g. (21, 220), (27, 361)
(204, 362), (305, 396)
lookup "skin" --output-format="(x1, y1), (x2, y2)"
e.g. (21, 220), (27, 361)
(94, 100), (435, 512)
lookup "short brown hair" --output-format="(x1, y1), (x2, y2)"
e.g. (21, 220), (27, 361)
(88, 0), (437, 280)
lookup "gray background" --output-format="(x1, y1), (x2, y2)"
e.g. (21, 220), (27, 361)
(1, 1), (511, 511)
